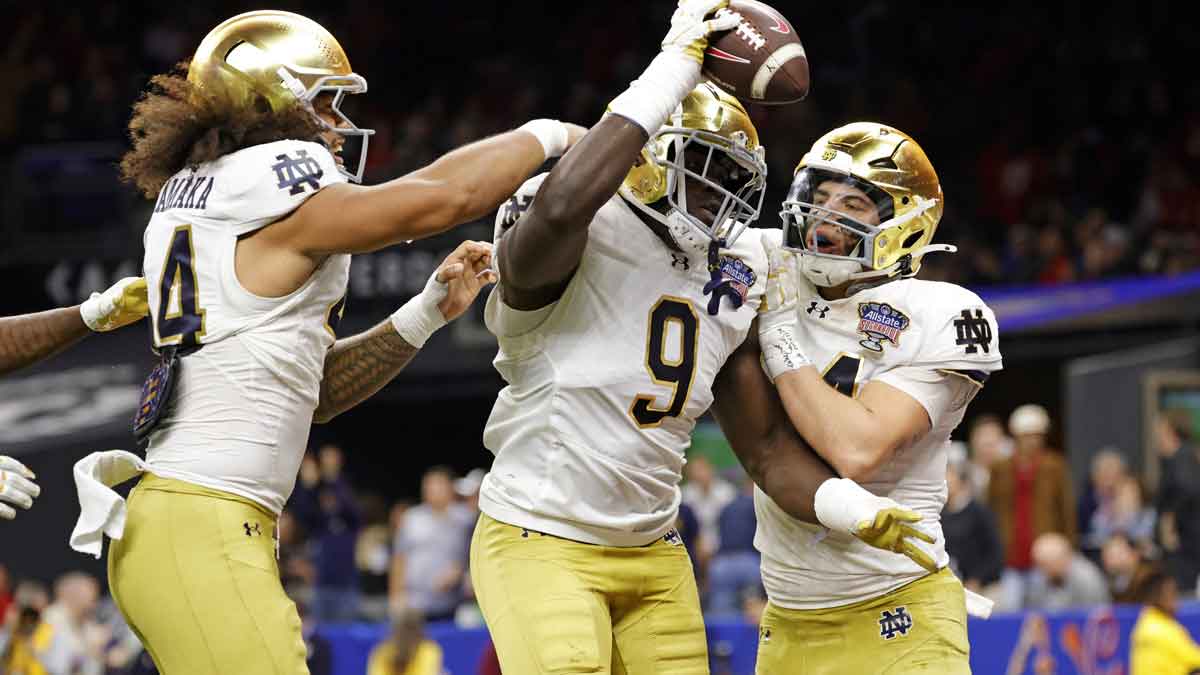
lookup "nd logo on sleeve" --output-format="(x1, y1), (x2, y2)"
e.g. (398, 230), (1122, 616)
(953, 308), (993, 354)
(272, 149), (324, 195)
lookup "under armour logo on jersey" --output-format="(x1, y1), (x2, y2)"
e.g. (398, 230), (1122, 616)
(244, 522), (263, 537)
(879, 606), (913, 639)
(953, 309), (993, 354)
(272, 149), (324, 195)
(663, 529), (683, 546)
(671, 254), (691, 270)
(807, 301), (829, 318)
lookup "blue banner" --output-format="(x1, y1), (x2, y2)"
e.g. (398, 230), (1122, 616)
(320, 603), (1200, 675)
(978, 271), (1200, 333)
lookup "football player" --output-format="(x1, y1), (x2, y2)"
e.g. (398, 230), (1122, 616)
(0, 277), (148, 519)
(87, 10), (584, 675)
(755, 123), (1003, 674)
(473, 3), (936, 672)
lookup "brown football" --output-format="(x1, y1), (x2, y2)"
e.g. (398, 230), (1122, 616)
(702, 0), (809, 105)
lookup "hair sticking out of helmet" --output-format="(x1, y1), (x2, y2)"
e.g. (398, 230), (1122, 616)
(187, 10), (375, 182)
(780, 123), (954, 290)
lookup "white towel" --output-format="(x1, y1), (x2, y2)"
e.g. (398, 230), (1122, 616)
(70, 450), (147, 558)
(965, 588), (995, 619)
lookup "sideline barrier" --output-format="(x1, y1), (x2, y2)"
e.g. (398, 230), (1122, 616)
(320, 603), (1200, 674)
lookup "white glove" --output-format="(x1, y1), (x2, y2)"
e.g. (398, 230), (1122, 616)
(390, 265), (452, 349)
(80, 277), (149, 332)
(661, 0), (741, 63)
(608, 0), (740, 135)
(0, 455), (40, 520)
(814, 478), (937, 573)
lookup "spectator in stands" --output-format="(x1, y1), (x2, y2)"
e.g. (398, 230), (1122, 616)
(38, 572), (106, 675)
(390, 466), (474, 623)
(0, 601), (45, 674)
(966, 414), (1012, 495)
(706, 476), (761, 616)
(989, 404), (1077, 610)
(942, 446), (1004, 596)
(356, 494), (395, 622)
(1025, 533), (1110, 610)
(1156, 412), (1200, 595)
(367, 607), (443, 675)
(1085, 476), (1157, 553)
(681, 454), (736, 570)
(1102, 532), (1157, 604)
(1130, 569), (1200, 675)
(1078, 447), (1129, 539)
(290, 446), (363, 623)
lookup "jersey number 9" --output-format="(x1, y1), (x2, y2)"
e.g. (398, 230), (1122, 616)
(630, 297), (700, 428)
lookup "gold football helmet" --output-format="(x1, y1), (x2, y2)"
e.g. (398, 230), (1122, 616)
(188, 10), (374, 182)
(780, 122), (953, 288)
(620, 82), (767, 251)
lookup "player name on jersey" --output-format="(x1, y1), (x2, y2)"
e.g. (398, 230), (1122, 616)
(153, 173), (215, 213)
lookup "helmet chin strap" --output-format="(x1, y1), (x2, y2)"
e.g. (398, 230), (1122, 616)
(618, 186), (711, 255)
(801, 243), (958, 292)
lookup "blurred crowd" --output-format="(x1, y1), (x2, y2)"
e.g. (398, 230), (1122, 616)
(4, 407), (1199, 673)
(2, 2), (1198, 283)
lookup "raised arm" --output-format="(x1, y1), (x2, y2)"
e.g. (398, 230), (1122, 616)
(498, 0), (740, 310)
(268, 124), (584, 257)
(497, 116), (650, 309)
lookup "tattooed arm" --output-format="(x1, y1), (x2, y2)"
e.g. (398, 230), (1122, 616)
(0, 307), (90, 377)
(312, 321), (419, 423)
(312, 241), (495, 424)
(0, 277), (149, 377)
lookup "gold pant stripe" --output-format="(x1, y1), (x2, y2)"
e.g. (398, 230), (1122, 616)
(109, 474), (307, 675)
(755, 568), (970, 675)
(470, 513), (708, 675)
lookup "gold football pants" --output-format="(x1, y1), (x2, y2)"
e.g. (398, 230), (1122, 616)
(470, 513), (709, 675)
(755, 567), (970, 674)
(108, 474), (307, 675)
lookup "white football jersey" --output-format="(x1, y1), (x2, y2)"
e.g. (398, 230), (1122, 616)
(754, 235), (1003, 608)
(140, 139), (348, 514)
(479, 174), (770, 546)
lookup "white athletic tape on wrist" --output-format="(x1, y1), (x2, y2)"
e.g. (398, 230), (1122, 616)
(815, 478), (880, 534)
(760, 322), (811, 381)
(390, 276), (449, 348)
(519, 119), (570, 160)
(608, 52), (701, 136)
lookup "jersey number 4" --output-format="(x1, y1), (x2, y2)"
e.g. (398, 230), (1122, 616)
(630, 297), (699, 428)
(153, 226), (207, 347)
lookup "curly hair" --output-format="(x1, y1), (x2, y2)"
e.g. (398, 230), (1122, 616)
(119, 62), (323, 199)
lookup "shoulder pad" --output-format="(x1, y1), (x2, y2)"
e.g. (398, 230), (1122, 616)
(211, 140), (344, 235)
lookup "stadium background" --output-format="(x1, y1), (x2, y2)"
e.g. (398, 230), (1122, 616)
(1, 1), (1198, 673)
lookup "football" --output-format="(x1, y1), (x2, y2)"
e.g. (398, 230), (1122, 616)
(702, 0), (809, 105)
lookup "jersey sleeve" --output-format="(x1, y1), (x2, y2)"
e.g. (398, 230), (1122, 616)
(213, 140), (346, 235)
(493, 173), (549, 243)
(874, 366), (985, 429)
(487, 173), (556, 339)
(909, 286), (1003, 380)
(756, 228), (803, 333)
